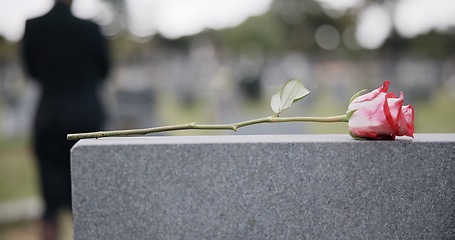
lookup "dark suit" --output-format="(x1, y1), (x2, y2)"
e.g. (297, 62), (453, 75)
(21, 2), (110, 220)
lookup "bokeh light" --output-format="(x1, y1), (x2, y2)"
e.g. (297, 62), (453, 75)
(356, 4), (391, 49)
(394, 0), (455, 38)
(315, 24), (340, 50)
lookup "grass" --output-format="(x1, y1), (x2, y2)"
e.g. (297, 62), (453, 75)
(0, 138), (39, 202)
(155, 86), (455, 136)
(413, 90), (455, 133)
(0, 138), (72, 240)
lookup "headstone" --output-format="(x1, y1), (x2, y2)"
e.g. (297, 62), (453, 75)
(71, 134), (455, 239)
(111, 89), (155, 129)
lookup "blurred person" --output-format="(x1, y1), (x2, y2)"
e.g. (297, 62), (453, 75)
(21, 0), (110, 239)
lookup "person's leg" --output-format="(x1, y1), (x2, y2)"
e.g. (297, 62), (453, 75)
(42, 213), (59, 240)
(37, 160), (60, 240)
(34, 136), (70, 240)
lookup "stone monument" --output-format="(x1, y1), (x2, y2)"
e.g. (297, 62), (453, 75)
(71, 134), (455, 239)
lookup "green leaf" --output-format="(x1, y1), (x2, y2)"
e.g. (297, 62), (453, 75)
(270, 92), (282, 114)
(349, 131), (366, 140)
(349, 89), (367, 104)
(345, 109), (356, 119)
(271, 79), (310, 115)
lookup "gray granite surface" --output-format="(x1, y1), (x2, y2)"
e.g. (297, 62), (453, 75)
(71, 134), (455, 239)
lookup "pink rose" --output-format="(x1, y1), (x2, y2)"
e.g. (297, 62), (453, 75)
(348, 80), (414, 140)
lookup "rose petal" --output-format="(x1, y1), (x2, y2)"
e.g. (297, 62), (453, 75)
(350, 80), (390, 104)
(348, 80), (414, 140)
(348, 93), (395, 138)
(397, 105), (414, 137)
(386, 92), (404, 135)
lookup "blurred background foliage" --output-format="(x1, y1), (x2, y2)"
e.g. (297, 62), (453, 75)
(1, 0), (455, 238)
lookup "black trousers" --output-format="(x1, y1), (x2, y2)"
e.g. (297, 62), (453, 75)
(32, 92), (105, 220)
(34, 134), (77, 221)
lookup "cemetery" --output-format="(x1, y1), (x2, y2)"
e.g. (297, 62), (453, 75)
(1, 0), (455, 239)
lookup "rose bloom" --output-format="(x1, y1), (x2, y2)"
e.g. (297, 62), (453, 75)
(348, 80), (414, 140)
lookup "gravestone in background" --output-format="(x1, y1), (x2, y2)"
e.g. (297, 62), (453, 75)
(71, 134), (455, 239)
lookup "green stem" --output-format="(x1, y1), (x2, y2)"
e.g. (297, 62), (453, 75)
(67, 114), (349, 140)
